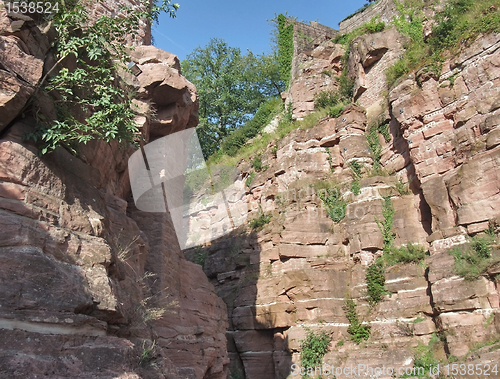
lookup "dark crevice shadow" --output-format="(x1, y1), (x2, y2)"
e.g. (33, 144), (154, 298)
(185, 225), (293, 379)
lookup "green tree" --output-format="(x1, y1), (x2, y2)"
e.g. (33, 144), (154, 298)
(181, 38), (283, 158)
(28, 0), (179, 154)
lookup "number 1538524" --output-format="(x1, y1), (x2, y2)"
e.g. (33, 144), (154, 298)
(5, 2), (59, 14)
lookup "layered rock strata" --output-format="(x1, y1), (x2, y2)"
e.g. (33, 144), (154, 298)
(187, 30), (500, 379)
(0, 8), (228, 379)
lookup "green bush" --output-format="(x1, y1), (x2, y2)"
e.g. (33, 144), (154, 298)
(350, 160), (363, 178)
(221, 98), (281, 156)
(249, 212), (272, 230)
(406, 334), (441, 378)
(314, 90), (339, 109)
(351, 180), (361, 196)
(384, 243), (427, 266)
(251, 155), (263, 171)
(449, 234), (499, 280)
(318, 187), (347, 223)
(366, 258), (386, 304)
(245, 172), (255, 187)
(375, 196), (396, 252)
(366, 125), (382, 173)
(344, 299), (371, 343)
(27, 0), (179, 154)
(328, 103), (346, 118)
(300, 328), (331, 369)
(364, 18), (385, 33)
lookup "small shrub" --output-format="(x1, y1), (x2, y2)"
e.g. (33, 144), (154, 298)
(408, 334), (441, 377)
(251, 155), (263, 171)
(300, 328), (331, 369)
(351, 180), (361, 196)
(395, 178), (410, 195)
(249, 211), (272, 230)
(344, 299), (370, 344)
(314, 90), (340, 110)
(194, 248), (208, 266)
(384, 243), (427, 266)
(336, 339), (344, 347)
(364, 17), (385, 33)
(449, 234), (498, 280)
(338, 69), (355, 100)
(377, 122), (391, 142)
(366, 258), (386, 304)
(366, 125), (382, 173)
(245, 172), (255, 187)
(375, 196), (396, 252)
(318, 187), (347, 223)
(328, 103), (346, 118)
(350, 160), (363, 178)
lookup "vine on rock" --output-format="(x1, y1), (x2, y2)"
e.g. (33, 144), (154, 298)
(27, 0), (179, 155)
(277, 14), (294, 88)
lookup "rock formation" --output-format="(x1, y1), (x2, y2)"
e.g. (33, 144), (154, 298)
(185, 15), (500, 379)
(0, 5), (228, 379)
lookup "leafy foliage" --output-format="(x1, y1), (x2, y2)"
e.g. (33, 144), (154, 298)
(300, 328), (331, 368)
(314, 90), (339, 109)
(384, 243), (427, 266)
(318, 187), (347, 223)
(366, 258), (386, 304)
(219, 98), (282, 157)
(27, 0), (179, 154)
(182, 39), (284, 158)
(249, 211), (272, 230)
(277, 14), (294, 87)
(351, 180), (361, 196)
(245, 172), (256, 187)
(344, 299), (371, 343)
(449, 234), (499, 280)
(251, 155), (263, 171)
(350, 160), (363, 178)
(387, 0), (500, 88)
(366, 124), (382, 173)
(376, 196), (396, 252)
(406, 334), (442, 378)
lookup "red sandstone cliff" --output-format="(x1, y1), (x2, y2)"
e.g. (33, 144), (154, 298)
(0, 4), (228, 379)
(187, 20), (500, 379)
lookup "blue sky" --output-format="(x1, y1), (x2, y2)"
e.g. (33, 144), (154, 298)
(152, 0), (368, 61)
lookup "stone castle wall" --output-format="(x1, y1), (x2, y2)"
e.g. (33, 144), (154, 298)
(339, 0), (398, 34)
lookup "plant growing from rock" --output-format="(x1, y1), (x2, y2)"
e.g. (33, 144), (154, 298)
(449, 233), (499, 281)
(27, 0), (179, 154)
(300, 328), (331, 369)
(245, 172), (256, 187)
(376, 196), (396, 252)
(384, 243), (427, 266)
(351, 180), (361, 196)
(344, 299), (370, 344)
(318, 187), (347, 223)
(251, 155), (263, 171)
(249, 206), (272, 230)
(366, 257), (386, 304)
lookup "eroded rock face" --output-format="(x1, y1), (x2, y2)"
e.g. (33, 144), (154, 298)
(0, 10), (227, 379)
(286, 40), (345, 119)
(186, 31), (500, 379)
(0, 9), (49, 132)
